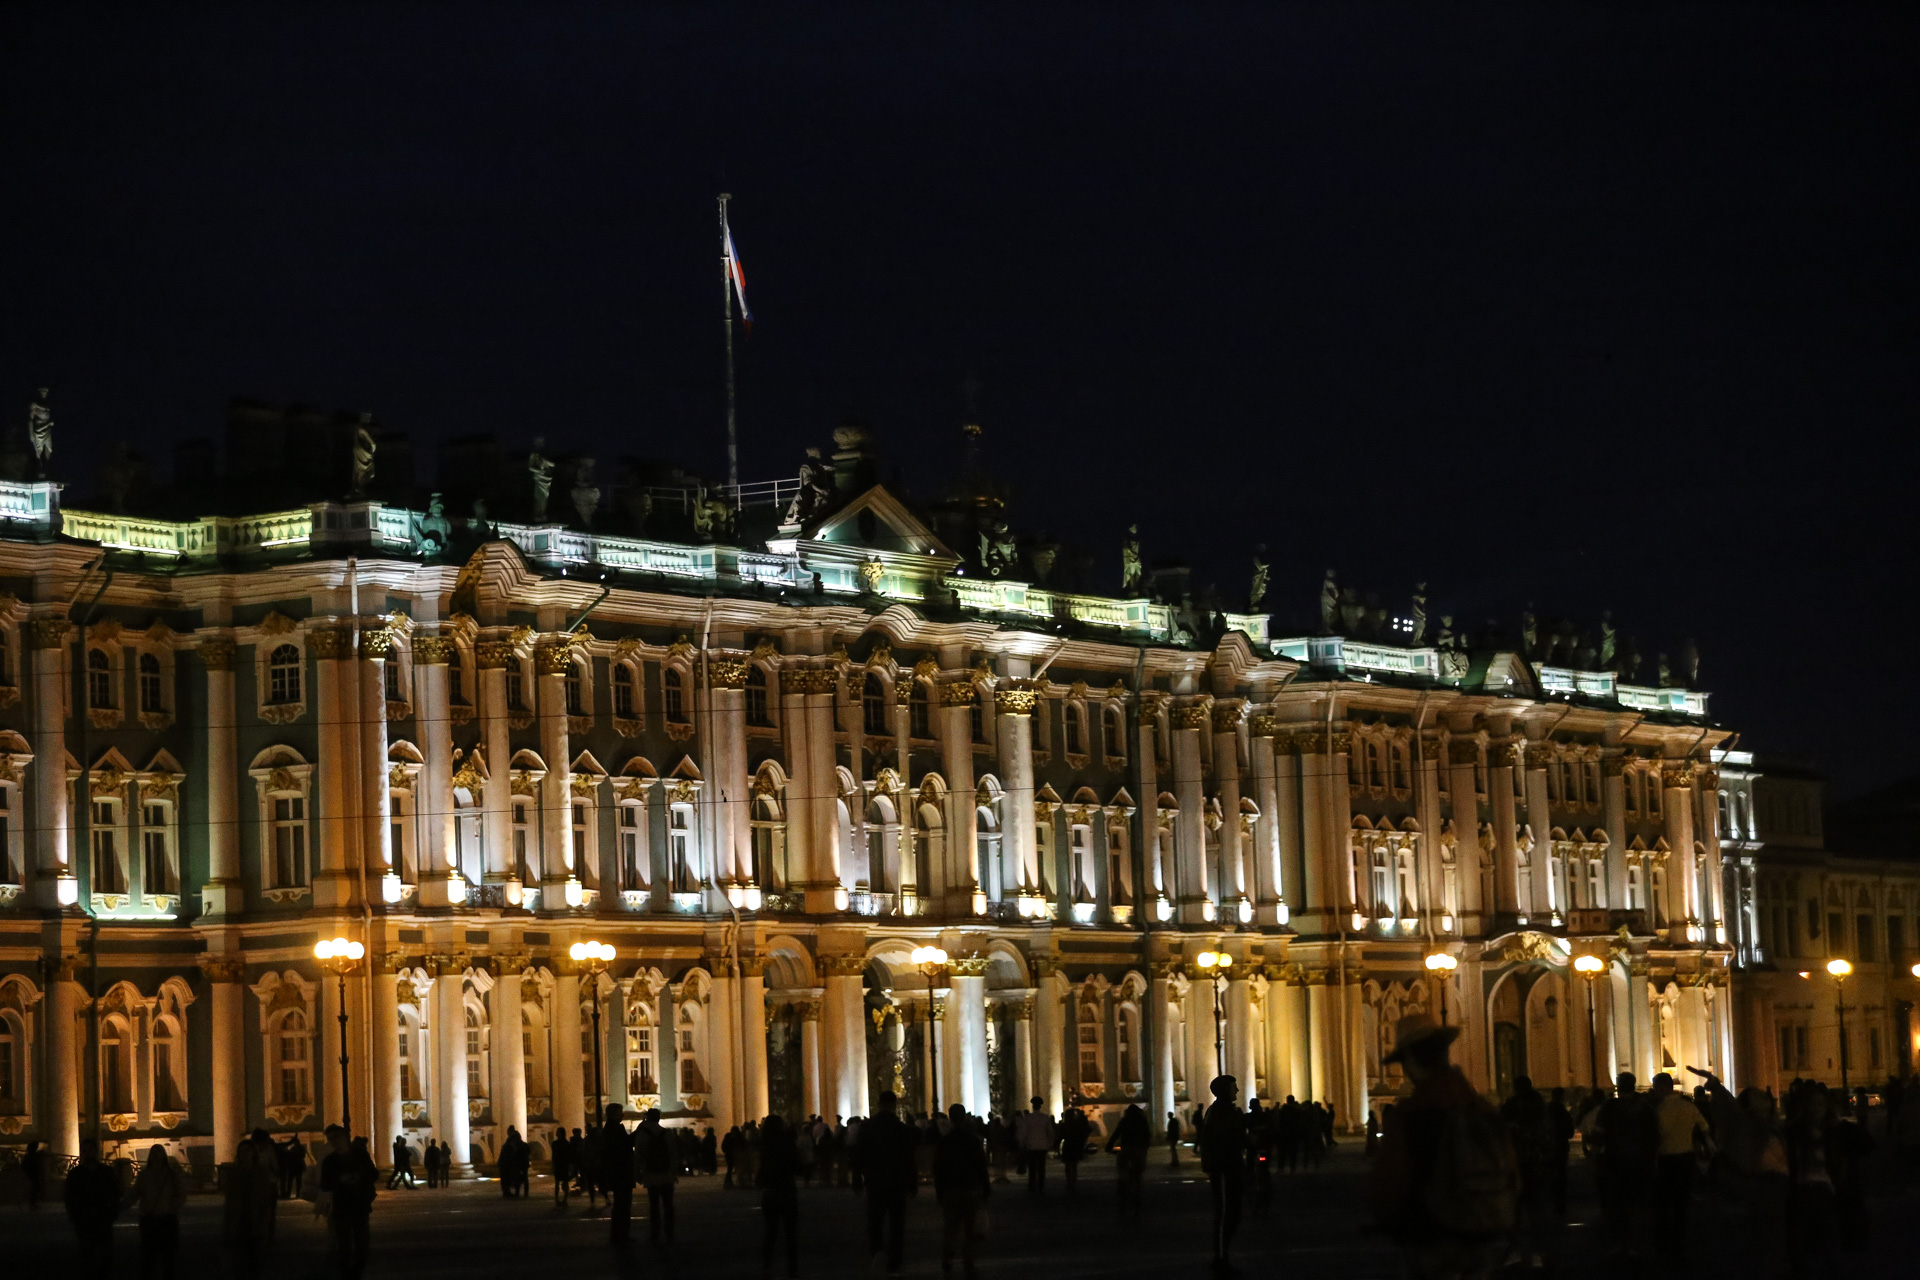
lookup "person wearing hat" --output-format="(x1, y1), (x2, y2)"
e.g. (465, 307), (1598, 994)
(1199, 1075), (1249, 1272)
(1370, 1013), (1516, 1279)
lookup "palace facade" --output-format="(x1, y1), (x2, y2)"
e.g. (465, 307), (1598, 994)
(0, 416), (1745, 1174)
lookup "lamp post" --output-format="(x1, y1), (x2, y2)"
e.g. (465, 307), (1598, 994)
(1424, 952), (1458, 1026)
(1573, 954), (1606, 1093)
(314, 936), (366, 1133)
(570, 941), (616, 1124)
(1196, 950), (1232, 1077)
(911, 945), (948, 1112)
(1827, 958), (1852, 1093)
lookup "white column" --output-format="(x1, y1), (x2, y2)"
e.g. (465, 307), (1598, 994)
(1033, 966), (1065, 1114)
(28, 619), (72, 908)
(1664, 765), (1697, 933)
(741, 964), (769, 1121)
(806, 674), (841, 912)
(1171, 705), (1208, 923)
(415, 635), (459, 907)
(1148, 972), (1175, 1118)
(951, 961), (990, 1116)
(1263, 972), (1293, 1102)
(551, 967), (584, 1134)
(708, 657), (751, 887)
(1283, 980), (1309, 1103)
(1489, 741), (1521, 919)
(1249, 720), (1283, 923)
(1306, 978), (1330, 1104)
(1213, 703), (1248, 920)
(312, 627), (359, 909)
(431, 962), (471, 1169)
(1524, 747), (1552, 919)
(199, 639), (243, 914)
(1225, 974), (1255, 1106)
(800, 999), (823, 1118)
(939, 681), (977, 914)
(536, 642), (575, 901)
(477, 640), (515, 889)
(1602, 755), (1629, 911)
(1011, 994), (1036, 1108)
(372, 956), (401, 1165)
(45, 966), (80, 1156)
(204, 958), (247, 1163)
(997, 685), (1038, 903)
(492, 956), (528, 1138)
(823, 962), (869, 1120)
(782, 670), (815, 900)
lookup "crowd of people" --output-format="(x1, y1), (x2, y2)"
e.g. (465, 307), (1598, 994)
(23, 1053), (1920, 1280)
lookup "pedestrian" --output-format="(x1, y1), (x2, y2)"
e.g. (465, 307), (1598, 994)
(223, 1140), (273, 1280)
(1278, 1096), (1304, 1173)
(1200, 1076), (1248, 1274)
(63, 1138), (121, 1280)
(419, 1138), (437, 1189)
(132, 1144), (187, 1280)
(318, 1126), (376, 1280)
(602, 1104), (637, 1244)
(1369, 1014), (1517, 1280)
(1167, 1111), (1183, 1167)
(635, 1107), (677, 1244)
(1586, 1072), (1657, 1261)
(1785, 1084), (1839, 1273)
(1246, 1098), (1275, 1213)
(758, 1115), (801, 1278)
(1545, 1088), (1574, 1219)
(722, 1125), (743, 1188)
(935, 1104), (991, 1280)
(1649, 1072), (1708, 1261)
(23, 1139), (45, 1209)
(1106, 1103), (1151, 1215)
(279, 1134), (306, 1198)
(550, 1125), (574, 1205)
(1499, 1074), (1554, 1269)
(498, 1126), (528, 1197)
(388, 1135), (416, 1190)
(1059, 1105), (1091, 1193)
(1015, 1097), (1056, 1195)
(985, 1113), (1013, 1183)
(856, 1089), (917, 1275)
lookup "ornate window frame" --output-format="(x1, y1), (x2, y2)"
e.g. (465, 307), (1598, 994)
(84, 618), (125, 729)
(133, 752), (186, 913)
(250, 968), (319, 1125)
(0, 973), (42, 1130)
(250, 612), (309, 725)
(0, 733), (34, 897)
(250, 746), (315, 900)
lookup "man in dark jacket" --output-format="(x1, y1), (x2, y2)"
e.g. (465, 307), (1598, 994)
(602, 1105), (636, 1244)
(319, 1127), (377, 1280)
(757, 1115), (801, 1278)
(634, 1108), (676, 1244)
(1059, 1107), (1092, 1194)
(64, 1139), (122, 1280)
(856, 1090), (918, 1274)
(1200, 1076), (1248, 1272)
(934, 1105), (991, 1279)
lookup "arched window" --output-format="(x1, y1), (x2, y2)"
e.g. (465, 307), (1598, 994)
(863, 674), (889, 734)
(1396, 848), (1419, 918)
(745, 666), (770, 726)
(751, 795), (786, 888)
(91, 794), (126, 895)
(272, 793), (309, 888)
(976, 804), (1001, 898)
(1118, 1004), (1143, 1084)
(466, 1006), (487, 1098)
(87, 649), (114, 709)
(618, 803), (647, 892)
(268, 644), (302, 705)
(277, 1010), (311, 1105)
(669, 805), (695, 892)
(613, 664), (636, 717)
(1064, 704), (1085, 756)
(677, 1004), (707, 1093)
(565, 663), (584, 715)
(909, 682), (931, 739)
(152, 1017), (183, 1111)
(1076, 1001), (1103, 1086)
(1366, 741), (1385, 791)
(1103, 705), (1126, 763)
(384, 658), (402, 703)
(913, 803), (941, 896)
(138, 653), (164, 714)
(626, 1008), (658, 1095)
(866, 797), (896, 893)
(1390, 743), (1409, 792)
(100, 1016), (132, 1112)
(0, 1010), (22, 1113)
(664, 668), (687, 723)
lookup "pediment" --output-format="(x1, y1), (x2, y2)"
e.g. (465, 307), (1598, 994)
(805, 486), (957, 559)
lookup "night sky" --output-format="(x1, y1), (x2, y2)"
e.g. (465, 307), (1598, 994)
(2, 6), (1915, 795)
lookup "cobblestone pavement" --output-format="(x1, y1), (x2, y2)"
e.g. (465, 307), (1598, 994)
(7, 1144), (1915, 1278)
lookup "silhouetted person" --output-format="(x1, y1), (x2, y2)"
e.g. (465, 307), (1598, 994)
(552, 1126), (574, 1205)
(223, 1140), (274, 1280)
(1200, 1076), (1248, 1273)
(132, 1144), (186, 1280)
(935, 1105), (990, 1279)
(1107, 1103), (1151, 1214)
(1649, 1072), (1708, 1260)
(1059, 1106), (1091, 1193)
(1370, 1015), (1517, 1280)
(64, 1139), (121, 1280)
(1167, 1111), (1183, 1167)
(757, 1115), (800, 1277)
(1499, 1074), (1553, 1269)
(388, 1135), (415, 1190)
(857, 1090), (917, 1274)
(635, 1108), (676, 1244)
(319, 1127), (377, 1280)
(603, 1105), (637, 1243)
(23, 1140), (45, 1209)
(1587, 1072), (1657, 1261)
(1015, 1097), (1056, 1194)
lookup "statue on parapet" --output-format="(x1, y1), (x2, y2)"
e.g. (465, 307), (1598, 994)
(1120, 525), (1143, 595)
(784, 447), (833, 526)
(570, 458), (601, 527)
(528, 439), (556, 522)
(27, 388), (53, 476)
(413, 494), (452, 555)
(1318, 569), (1338, 633)
(1409, 582), (1428, 645)
(1598, 612), (1617, 669)
(351, 414), (376, 495)
(1248, 546), (1270, 612)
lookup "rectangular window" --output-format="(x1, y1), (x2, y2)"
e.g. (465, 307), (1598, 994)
(91, 799), (124, 894)
(1828, 913), (1845, 955)
(1857, 914), (1876, 962)
(626, 1027), (656, 1094)
(670, 807), (694, 892)
(1889, 917), (1906, 968)
(399, 1031), (417, 1098)
(1107, 825), (1130, 905)
(0, 786), (12, 886)
(467, 1025), (485, 1096)
(273, 797), (308, 887)
(141, 803), (174, 896)
(619, 806), (643, 891)
(506, 665), (524, 709)
(448, 658), (465, 705)
(1794, 1025), (1809, 1071)
(513, 801), (533, 884)
(1078, 1022), (1102, 1083)
(1778, 1026), (1792, 1074)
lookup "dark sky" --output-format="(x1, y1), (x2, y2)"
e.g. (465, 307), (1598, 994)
(3, 5), (1916, 795)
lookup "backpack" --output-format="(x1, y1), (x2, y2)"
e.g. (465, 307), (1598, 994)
(1422, 1100), (1519, 1237)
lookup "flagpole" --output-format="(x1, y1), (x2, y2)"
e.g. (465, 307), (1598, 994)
(719, 193), (739, 494)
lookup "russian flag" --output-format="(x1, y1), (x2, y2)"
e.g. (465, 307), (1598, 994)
(724, 221), (752, 335)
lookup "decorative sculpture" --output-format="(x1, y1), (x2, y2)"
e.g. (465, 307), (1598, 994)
(351, 416), (376, 495)
(784, 447), (833, 526)
(1680, 638), (1699, 687)
(1248, 546), (1270, 612)
(528, 439), (556, 523)
(1657, 652), (1672, 687)
(979, 520), (1018, 578)
(857, 557), (884, 594)
(1598, 611), (1616, 668)
(27, 388), (53, 474)
(413, 494), (452, 554)
(1319, 569), (1338, 633)
(1521, 605), (1537, 657)
(1409, 582), (1428, 644)
(1120, 525), (1143, 595)
(570, 458), (600, 527)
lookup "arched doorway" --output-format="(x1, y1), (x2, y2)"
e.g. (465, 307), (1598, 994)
(1490, 974), (1524, 1098)
(1524, 971), (1567, 1089)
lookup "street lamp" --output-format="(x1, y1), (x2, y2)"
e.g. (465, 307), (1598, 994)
(911, 945), (948, 1112)
(1573, 954), (1606, 1093)
(314, 936), (366, 1133)
(1827, 958), (1852, 1093)
(1424, 952), (1458, 1026)
(1196, 950), (1233, 1076)
(570, 940), (616, 1124)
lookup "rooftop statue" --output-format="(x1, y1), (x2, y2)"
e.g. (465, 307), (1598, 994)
(784, 447), (832, 526)
(1248, 546), (1270, 611)
(27, 387), (53, 475)
(1120, 525), (1142, 595)
(980, 519), (1017, 578)
(413, 493), (452, 554)
(1657, 652), (1672, 687)
(693, 490), (735, 542)
(1409, 582), (1428, 644)
(1522, 605), (1538, 657)
(351, 414), (376, 495)
(1598, 611), (1617, 668)
(570, 458), (600, 527)
(1319, 568), (1337, 633)
(1680, 638), (1699, 687)
(528, 439), (556, 523)
(1339, 586), (1364, 635)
